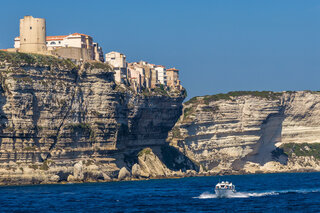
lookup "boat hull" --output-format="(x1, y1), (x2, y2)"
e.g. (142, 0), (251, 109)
(215, 189), (235, 198)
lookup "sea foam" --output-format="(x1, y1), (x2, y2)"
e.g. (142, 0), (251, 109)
(194, 188), (320, 199)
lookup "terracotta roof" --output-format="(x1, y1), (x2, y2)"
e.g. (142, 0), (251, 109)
(70, 33), (91, 37)
(46, 35), (68, 41)
(0, 49), (8, 51)
(167, 68), (179, 71)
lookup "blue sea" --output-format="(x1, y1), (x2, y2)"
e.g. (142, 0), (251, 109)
(1, 172), (320, 212)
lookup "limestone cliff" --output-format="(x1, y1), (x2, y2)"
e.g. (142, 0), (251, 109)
(0, 51), (192, 185)
(168, 91), (320, 175)
(2, 51), (319, 185)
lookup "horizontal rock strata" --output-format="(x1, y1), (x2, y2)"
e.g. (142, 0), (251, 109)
(168, 91), (320, 174)
(0, 52), (191, 185)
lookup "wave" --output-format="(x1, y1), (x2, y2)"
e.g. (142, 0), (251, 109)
(194, 188), (320, 199)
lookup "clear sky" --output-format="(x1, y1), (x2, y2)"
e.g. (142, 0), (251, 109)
(0, 0), (319, 100)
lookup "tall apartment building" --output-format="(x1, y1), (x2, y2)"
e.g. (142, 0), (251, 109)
(155, 65), (166, 85)
(105, 51), (127, 83)
(128, 63), (145, 88)
(166, 68), (181, 89)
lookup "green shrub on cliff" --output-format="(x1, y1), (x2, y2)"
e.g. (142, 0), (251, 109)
(281, 143), (320, 159)
(39, 161), (49, 171)
(138, 148), (152, 157)
(0, 51), (77, 70)
(153, 87), (169, 96)
(171, 126), (183, 139)
(183, 107), (194, 118)
(185, 91), (282, 105)
(203, 91), (282, 104)
(83, 62), (112, 71)
(12, 76), (33, 84)
(22, 146), (37, 151)
(66, 123), (95, 140)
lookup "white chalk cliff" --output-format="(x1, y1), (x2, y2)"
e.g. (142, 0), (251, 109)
(168, 91), (320, 174)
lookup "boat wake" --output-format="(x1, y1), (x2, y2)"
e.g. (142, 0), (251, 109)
(194, 188), (320, 199)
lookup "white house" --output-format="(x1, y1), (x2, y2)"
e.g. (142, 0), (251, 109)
(155, 65), (167, 85)
(14, 33), (104, 62)
(105, 51), (127, 84)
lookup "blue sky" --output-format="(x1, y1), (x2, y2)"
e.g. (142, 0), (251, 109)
(0, 0), (319, 100)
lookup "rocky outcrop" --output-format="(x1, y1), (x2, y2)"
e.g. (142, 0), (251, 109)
(118, 167), (131, 180)
(0, 51), (192, 185)
(168, 91), (320, 175)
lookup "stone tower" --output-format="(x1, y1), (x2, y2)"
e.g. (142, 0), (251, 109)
(19, 16), (47, 53)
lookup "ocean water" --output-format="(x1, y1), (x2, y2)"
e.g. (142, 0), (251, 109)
(1, 173), (320, 212)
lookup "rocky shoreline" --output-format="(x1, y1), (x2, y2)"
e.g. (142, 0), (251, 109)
(2, 167), (320, 186)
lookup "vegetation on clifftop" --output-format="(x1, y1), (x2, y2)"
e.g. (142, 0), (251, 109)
(138, 148), (152, 157)
(280, 143), (320, 159)
(0, 51), (77, 70)
(83, 61), (112, 71)
(185, 91), (283, 105)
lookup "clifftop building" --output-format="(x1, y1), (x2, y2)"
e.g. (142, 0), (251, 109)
(105, 51), (127, 83)
(11, 16), (104, 62)
(155, 65), (166, 85)
(166, 68), (181, 89)
(19, 16), (47, 53)
(7, 16), (182, 92)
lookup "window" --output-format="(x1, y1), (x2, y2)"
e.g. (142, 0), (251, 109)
(50, 41), (56, 45)
(30, 27), (32, 30)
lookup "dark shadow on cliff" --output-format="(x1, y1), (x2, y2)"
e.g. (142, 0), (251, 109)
(0, 75), (8, 149)
(123, 145), (200, 172)
(159, 145), (200, 172)
(232, 106), (288, 170)
(32, 92), (41, 147)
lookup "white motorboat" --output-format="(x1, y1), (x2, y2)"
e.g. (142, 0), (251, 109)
(215, 181), (236, 198)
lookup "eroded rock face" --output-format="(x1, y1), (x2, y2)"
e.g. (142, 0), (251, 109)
(168, 91), (320, 174)
(0, 58), (185, 185)
(118, 167), (130, 180)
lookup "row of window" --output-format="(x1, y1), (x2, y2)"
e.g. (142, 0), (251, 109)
(46, 41), (61, 45)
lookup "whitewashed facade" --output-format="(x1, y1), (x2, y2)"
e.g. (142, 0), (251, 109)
(105, 51), (127, 83)
(155, 66), (166, 85)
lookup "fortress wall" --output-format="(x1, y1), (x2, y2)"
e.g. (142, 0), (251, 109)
(51, 47), (91, 61)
